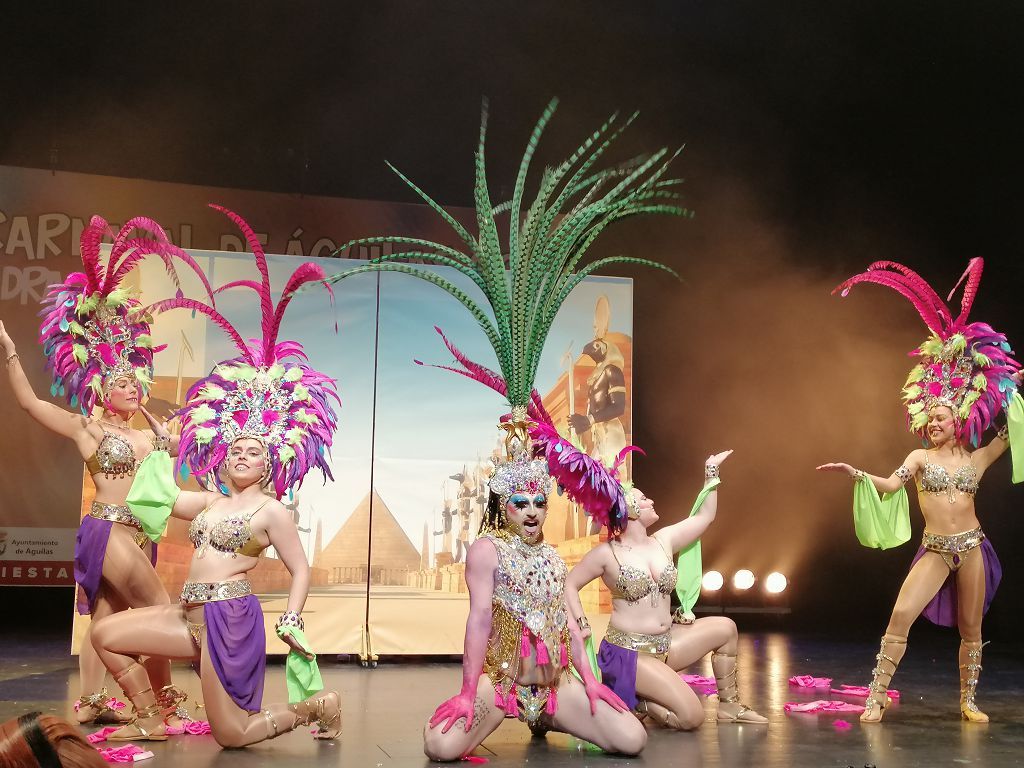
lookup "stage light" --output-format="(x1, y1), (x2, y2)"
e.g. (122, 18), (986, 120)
(732, 569), (755, 590)
(701, 570), (724, 591)
(765, 572), (788, 594)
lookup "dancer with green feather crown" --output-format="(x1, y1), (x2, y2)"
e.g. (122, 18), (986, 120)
(314, 99), (687, 759)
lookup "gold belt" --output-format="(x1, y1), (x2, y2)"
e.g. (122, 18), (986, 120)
(604, 625), (672, 658)
(180, 579), (253, 604)
(922, 527), (985, 554)
(89, 502), (147, 548)
(89, 501), (142, 529)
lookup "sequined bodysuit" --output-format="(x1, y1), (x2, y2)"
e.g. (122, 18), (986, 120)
(188, 499), (270, 558)
(481, 530), (572, 722)
(608, 537), (677, 605)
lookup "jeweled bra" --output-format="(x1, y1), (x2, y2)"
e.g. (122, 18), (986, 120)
(188, 500), (269, 558)
(85, 430), (137, 479)
(918, 460), (979, 504)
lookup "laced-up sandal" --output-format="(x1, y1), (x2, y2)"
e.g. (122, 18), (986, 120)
(712, 652), (768, 724)
(959, 640), (989, 723)
(75, 688), (130, 725)
(861, 635), (906, 724)
(105, 663), (168, 742)
(157, 684), (191, 723)
(292, 691), (341, 740)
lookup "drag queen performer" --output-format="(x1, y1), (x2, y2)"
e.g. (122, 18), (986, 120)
(565, 452), (768, 728)
(318, 101), (686, 759)
(0, 215), (212, 726)
(89, 208), (341, 747)
(818, 259), (1019, 723)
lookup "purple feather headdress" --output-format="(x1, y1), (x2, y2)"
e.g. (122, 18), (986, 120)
(38, 215), (214, 414)
(152, 205), (340, 498)
(416, 326), (639, 535)
(834, 258), (1019, 447)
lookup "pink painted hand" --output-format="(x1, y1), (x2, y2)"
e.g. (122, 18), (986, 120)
(584, 679), (627, 715)
(429, 690), (478, 734)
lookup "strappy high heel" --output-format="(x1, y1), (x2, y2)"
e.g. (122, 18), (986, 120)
(959, 640), (989, 723)
(861, 635), (906, 723)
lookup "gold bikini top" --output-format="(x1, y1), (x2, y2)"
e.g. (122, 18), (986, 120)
(85, 430), (138, 479)
(188, 499), (271, 558)
(917, 460), (979, 503)
(609, 537), (677, 604)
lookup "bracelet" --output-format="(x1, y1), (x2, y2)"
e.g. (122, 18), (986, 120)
(152, 434), (170, 452)
(5, 352), (18, 366)
(576, 615), (590, 631)
(704, 464), (720, 479)
(997, 424), (1009, 442)
(851, 469), (866, 481)
(276, 610), (304, 631)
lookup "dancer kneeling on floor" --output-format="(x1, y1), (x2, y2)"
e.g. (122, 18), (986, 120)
(90, 213), (341, 746)
(567, 451), (767, 729)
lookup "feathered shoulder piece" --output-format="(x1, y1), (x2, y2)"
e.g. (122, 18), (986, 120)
(417, 327), (640, 535)
(38, 215), (213, 414)
(834, 258), (1019, 446)
(150, 205), (339, 498)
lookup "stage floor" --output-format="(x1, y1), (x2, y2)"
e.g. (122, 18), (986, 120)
(2, 630), (1021, 767)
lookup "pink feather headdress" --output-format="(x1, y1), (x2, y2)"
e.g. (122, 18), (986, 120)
(416, 327), (639, 535)
(151, 205), (339, 498)
(834, 258), (1019, 447)
(38, 215), (214, 414)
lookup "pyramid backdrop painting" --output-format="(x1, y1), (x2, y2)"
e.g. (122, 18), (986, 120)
(71, 251), (634, 655)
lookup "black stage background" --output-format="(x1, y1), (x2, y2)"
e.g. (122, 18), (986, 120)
(3, 1), (1024, 641)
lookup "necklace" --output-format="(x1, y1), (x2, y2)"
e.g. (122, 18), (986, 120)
(97, 419), (132, 432)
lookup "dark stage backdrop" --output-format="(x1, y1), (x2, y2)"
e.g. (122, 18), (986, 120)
(3, 0), (1024, 639)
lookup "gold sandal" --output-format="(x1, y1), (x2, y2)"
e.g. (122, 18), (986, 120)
(861, 635), (905, 724)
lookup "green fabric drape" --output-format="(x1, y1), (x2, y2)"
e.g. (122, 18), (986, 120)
(852, 475), (911, 550)
(674, 477), (722, 617)
(1007, 391), (1024, 484)
(125, 451), (181, 543)
(276, 626), (324, 704)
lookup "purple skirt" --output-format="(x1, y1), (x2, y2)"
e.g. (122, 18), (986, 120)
(204, 595), (266, 712)
(597, 639), (639, 710)
(910, 539), (1002, 628)
(74, 516), (158, 615)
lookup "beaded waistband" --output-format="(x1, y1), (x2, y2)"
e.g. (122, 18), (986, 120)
(180, 579), (253, 604)
(89, 502), (142, 530)
(604, 625), (672, 656)
(922, 527), (985, 554)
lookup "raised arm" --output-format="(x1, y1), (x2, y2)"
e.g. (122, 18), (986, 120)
(657, 450), (731, 554)
(1, 321), (92, 441)
(565, 545), (610, 640)
(971, 429), (1010, 472)
(817, 449), (925, 494)
(139, 405), (181, 457)
(429, 537), (497, 733)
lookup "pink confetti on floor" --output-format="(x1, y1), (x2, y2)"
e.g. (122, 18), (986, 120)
(831, 684), (900, 700)
(788, 675), (833, 688)
(96, 745), (154, 763)
(680, 674), (718, 695)
(164, 720), (212, 735)
(832, 719), (852, 730)
(87, 727), (120, 744)
(783, 699), (864, 714)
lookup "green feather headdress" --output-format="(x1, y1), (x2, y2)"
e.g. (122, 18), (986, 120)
(317, 99), (689, 418)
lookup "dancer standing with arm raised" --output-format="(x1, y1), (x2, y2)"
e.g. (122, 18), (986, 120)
(818, 258), (1019, 723)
